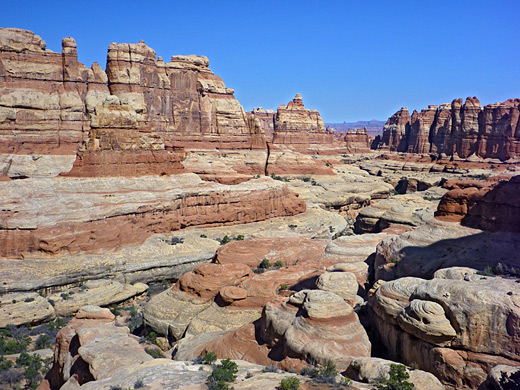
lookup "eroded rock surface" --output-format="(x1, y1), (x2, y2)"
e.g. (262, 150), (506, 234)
(369, 273), (520, 388)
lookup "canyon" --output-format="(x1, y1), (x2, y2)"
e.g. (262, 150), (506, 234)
(0, 27), (519, 390)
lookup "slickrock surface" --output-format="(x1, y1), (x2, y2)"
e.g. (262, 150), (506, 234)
(0, 291), (55, 327)
(354, 188), (446, 234)
(373, 219), (520, 281)
(377, 97), (520, 160)
(47, 280), (148, 316)
(0, 206), (346, 294)
(175, 291), (371, 373)
(435, 175), (520, 232)
(286, 166), (393, 214)
(45, 306), (372, 390)
(346, 357), (444, 390)
(259, 291), (371, 370)
(369, 273), (520, 388)
(0, 174), (304, 258)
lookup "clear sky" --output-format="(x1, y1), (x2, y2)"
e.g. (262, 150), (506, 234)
(3, 1), (519, 122)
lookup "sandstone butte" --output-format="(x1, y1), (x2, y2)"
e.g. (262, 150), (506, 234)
(376, 97), (520, 161)
(1, 27), (520, 390)
(0, 27), (373, 182)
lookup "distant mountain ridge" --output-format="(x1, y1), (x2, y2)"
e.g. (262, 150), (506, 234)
(326, 120), (385, 136)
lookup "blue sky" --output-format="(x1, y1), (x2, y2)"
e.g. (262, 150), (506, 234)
(3, 1), (519, 122)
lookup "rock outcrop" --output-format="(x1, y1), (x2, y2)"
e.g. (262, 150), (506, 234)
(0, 28), (270, 178)
(369, 273), (520, 388)
(435, 175), (520, 233)
(379, 97), (520, 160)
(272, 94), (331, 147)
(0, 174), (305, 258)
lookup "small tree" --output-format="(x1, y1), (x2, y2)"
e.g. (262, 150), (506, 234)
(258, 258), (272, 269)
(280, 376), (300, 390)
(375, 364), (414, 390)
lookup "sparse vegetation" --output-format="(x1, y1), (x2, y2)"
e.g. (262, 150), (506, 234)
(280, 376), (300, 390)
(16, 352), (43, 389)
(144, 347), (164, 359)
(236, 234), (244, 241)
(390, 257), (398, 264)
(201, 351), (217, 365)
(374, 363), (414, 390)
(258, 258), (272, 269)
(60, 292), (70, 300)
(300, 360), (340, 384)
(109, 304), (121, 316)
(207, 358), (238, 390)
(134, 378), (144, 389)
(422, 196), (441, 201)
(262, 365), (278, 373)
(477, 266), (494, 276)
(200, 234), (208, 238)
(126, 306), (143, 333)
(274, 261), (283, 268)
(220, 235), (231, 245)
(471, 173), (489, 181)
(288, 224), (298, 229)
(278, 284), (289, 292)
(35, 334), (51, 350)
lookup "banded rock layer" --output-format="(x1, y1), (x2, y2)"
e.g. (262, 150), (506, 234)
(379, 97), (520, 160)
(0, 28), (265, 178)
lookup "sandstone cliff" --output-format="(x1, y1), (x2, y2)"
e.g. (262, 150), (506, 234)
(0, 28), (267, 178)
(379, 97), (520, 160)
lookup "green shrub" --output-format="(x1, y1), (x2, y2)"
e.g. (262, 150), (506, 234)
(207, 358), (238, 390)
(0, 356), (13, 371)
(134, 378), (144, 389)
(274, 261), (283, 268)
(200, 234), (208, 238)
(220, 236), (231, 245)
(278, 284), (289, 292)
(16, 352), (42, 389)
(145, 348), (164, 358)
(477, 266), (494, 277)
(202, 351), (217, 365)
(109, 304), (121, 316)
(35, 334), (52, 350)
(258, 258), (272, 269)
(301, 360), (337, 383)
(280, 376), (300, 390)
(235, 234), (245, 241)
(262, 365), (278, 373)
(60, 292), (70, 301)
(126, 306), (143, 332)
(375, 364), (414, 390)
(145, 331), (157, 346)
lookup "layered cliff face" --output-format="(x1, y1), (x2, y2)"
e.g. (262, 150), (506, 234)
(342, 128), (372, 153)
(380, 107), (411, 152)
(272, 93), (333, 146)
(0, 28), (90, 177)
(0, 28), (269, 178)
(379, 97), (520, 160)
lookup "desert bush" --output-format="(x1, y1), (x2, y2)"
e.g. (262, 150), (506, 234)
(207, 359), (238, 390)
(280, 376), (300, 390)
(258, 258), (272, 269)
(35, 334), (52, 350)
(144, 348), (164, 359)
(375, 363), (414, 390)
